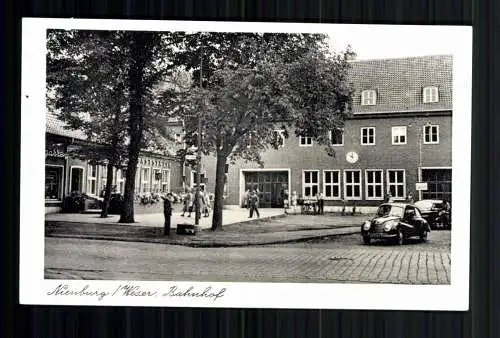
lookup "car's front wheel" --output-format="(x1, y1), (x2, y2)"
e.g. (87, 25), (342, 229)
(396, 230), (404, 245)
(362, 236), (371, 245)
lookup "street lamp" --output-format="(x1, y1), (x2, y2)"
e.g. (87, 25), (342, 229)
(194, 46), (204, 226)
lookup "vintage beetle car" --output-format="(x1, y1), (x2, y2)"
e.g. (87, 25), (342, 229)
(361, 203), (431, 245)
(414, 199), (451, 229)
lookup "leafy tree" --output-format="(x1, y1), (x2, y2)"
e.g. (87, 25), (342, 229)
(47, 30), (183, 222)
(175, 33), (355, 230)
(47, 30), (129, 218)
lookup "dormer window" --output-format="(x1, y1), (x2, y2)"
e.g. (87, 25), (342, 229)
(361, 90), (377, 106)
(423, 86), (439, 103)
(273, 130), (285, 147)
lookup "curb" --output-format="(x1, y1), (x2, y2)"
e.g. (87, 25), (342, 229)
(46, 229), (360, 248)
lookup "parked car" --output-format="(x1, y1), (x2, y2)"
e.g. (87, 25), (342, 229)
(62, 192), (102, 213)
(414, 199), (451, 230)
(361, 203), (431, 245)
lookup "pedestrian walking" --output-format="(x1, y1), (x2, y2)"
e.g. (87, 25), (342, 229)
(162, 193), (173, 236)
(248, 189), (260, 218)
(181, 188), (194, 217)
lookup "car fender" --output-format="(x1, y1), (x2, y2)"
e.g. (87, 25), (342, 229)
(397, 220), (415, 233)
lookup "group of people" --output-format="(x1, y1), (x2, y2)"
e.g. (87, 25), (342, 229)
(180, 188), (211, 218)
(243, 187), (261, 218)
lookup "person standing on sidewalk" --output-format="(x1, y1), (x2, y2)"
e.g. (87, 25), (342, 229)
(162, 193), (173, 236)
(181, 188), (194, 217)
(316, 191), (325, 215)
(243, 187), (250, 208)
(248, 189), (260, 218)
(282, 185), (290, 214)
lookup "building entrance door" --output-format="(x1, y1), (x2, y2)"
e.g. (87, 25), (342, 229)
(421, 168), (452, 203)
(71, 167), (83, 193)
(244, 171), (288, 208)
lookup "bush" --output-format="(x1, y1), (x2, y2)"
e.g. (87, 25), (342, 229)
(62, 192), (87, 213)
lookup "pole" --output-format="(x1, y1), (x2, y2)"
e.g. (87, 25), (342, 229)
(195, 48), (203, 225)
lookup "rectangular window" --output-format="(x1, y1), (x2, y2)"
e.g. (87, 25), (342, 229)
(273, 130), (285, 147)
(365, 170), (384, 200)
(361, 90), (377, 106)
(323, 170), (341, 199)
(45, 165), (63, 200)
(329, 129), (344, 146)
(387, 169), (406, 199)
(100, 165), (108, 195)
(152, 168), (162, 193)
(392, 126), (407, 145)
(161, 170), (170, 193)
(87, 164), (97, 195)
(423, 125), (439, 144)
(141, 167), (150, 193)
(344, 170), (362, 200)
(303, 170), (319, 198)
(423, 86), (439, 103)
(299, 135), (313, 146)
(361, 127), (376, 145)
(117, 169), (125, 193)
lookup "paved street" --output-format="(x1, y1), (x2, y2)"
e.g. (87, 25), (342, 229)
(45, 230), (451, 284)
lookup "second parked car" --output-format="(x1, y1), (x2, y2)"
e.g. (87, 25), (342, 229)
(361, 203), (431, 245)
(414, 199), (451, 230)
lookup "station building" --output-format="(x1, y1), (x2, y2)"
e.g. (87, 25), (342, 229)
(193, 55), (453, 211)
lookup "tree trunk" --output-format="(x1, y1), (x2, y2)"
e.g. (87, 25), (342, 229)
(211, 151), (228, 230)
(100, 161), (115, 218)
(120, 155), (139, 223)
(119, 33), (149, 223)
(101, 100), (122, 219)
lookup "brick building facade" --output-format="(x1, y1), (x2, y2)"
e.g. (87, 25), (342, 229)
(189, 55), (453, 211)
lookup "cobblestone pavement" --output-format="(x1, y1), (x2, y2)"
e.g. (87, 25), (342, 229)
(45, 230), (451, 284)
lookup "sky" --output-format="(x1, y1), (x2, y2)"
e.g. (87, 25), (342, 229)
(40, 19), (469, 61)
(325, 24), (468, 60)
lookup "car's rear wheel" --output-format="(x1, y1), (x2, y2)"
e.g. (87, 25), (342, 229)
(396, 230), (404, 245)
(420, 230), (428, 242)
(362, 236), (371, 245)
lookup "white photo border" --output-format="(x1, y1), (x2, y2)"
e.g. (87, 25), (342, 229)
(20, 18), (472, 310)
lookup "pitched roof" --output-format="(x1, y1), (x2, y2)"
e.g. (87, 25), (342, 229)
(46, 112), (87, 139)
(347, 55), (453, 114)
(46, 112), (179, 158)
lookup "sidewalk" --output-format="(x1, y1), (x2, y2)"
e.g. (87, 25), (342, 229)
(45, 207), (286, 230)
(46, 212), (370, 247)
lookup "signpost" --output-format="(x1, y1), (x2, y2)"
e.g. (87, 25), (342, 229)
(415, 182), (428, 191)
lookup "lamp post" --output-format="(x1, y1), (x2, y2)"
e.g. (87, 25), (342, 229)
(195, 47), (204, 225)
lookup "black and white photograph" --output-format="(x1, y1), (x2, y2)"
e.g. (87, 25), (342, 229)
(20, 19), (472, 310)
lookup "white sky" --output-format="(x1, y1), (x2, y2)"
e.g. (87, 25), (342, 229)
(39, 20), (469, 61)
(326, 25), (468, 60)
